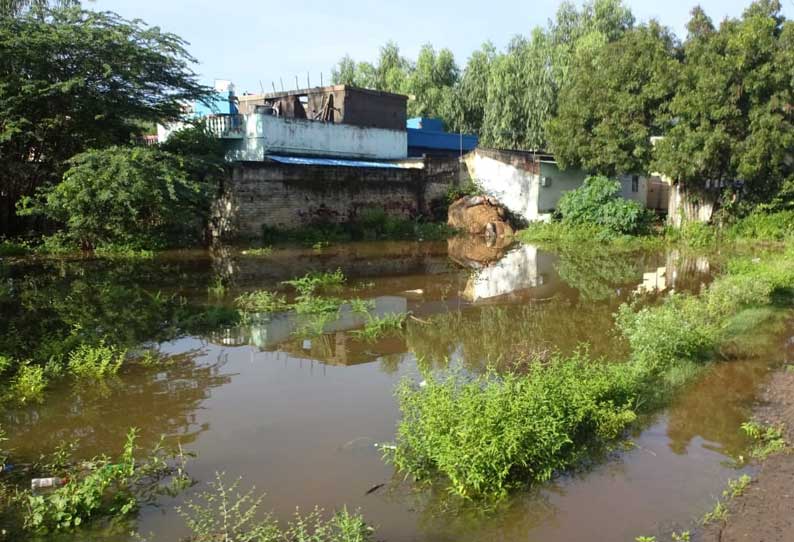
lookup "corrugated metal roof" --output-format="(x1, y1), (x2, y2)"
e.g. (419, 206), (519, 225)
(266, 155), (411, 169)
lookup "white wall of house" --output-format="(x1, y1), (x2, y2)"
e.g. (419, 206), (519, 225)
(464, 150), (649, 223)
(227, 114), (407, 161)
(463, 152), (542, 220)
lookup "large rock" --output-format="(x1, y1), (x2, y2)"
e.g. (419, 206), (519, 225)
(447, 195), (514, 237)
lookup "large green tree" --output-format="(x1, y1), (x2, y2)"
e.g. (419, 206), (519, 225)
(480, 0), (635, 149)
(0, 8), (211, 234)
(548, 22), (680, 175)
(653, 0), (794, 213)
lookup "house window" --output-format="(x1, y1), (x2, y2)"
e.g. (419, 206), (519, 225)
(631, 175), (639, 193)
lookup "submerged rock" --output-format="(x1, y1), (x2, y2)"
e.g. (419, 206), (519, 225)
(447, 195), (514, 237)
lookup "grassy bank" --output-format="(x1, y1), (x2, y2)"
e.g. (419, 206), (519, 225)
(517, 210), (794, 250)
(386, 246), (794, 499)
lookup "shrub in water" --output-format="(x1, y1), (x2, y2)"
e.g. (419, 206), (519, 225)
(9, 363), (47, 403)
(178, 472), (373, 542)
(67, 341), (126, 379)
(558, 176), (653, 236)
(23, 429), (190, 533)
(389, 353), (639, 498)
(235, 291), (288, 313)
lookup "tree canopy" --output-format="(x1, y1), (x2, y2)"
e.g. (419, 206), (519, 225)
(653, 0), (794, 210)
(548, 22), (680, 176)
(0, 7), (212, 234)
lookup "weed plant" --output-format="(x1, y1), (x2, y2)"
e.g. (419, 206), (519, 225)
(0, 429), (191, 535)
(741, 421), (788, 459)
(234, 291), (288, 313)
(178, 473), (373, 542)
(67, 341), (126, 379)
(352, 313), (407, 343)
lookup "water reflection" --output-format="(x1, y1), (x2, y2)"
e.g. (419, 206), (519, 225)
(4, 344), (231, 459)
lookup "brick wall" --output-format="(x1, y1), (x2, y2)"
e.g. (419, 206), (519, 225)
(213, 157), (461, 240)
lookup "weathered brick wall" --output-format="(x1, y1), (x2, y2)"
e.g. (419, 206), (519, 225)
(213, 157), (460, 239)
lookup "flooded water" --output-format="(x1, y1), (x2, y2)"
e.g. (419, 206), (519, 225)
(1, 239), (788, 541)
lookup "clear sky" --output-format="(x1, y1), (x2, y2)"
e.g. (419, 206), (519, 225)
(92, 0), (792, 94)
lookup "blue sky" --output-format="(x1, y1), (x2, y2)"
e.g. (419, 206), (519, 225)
(93, 0), (792, 94)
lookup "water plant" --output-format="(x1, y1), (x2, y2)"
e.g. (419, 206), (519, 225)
(235, 290), (288, 313)
(283, 269), (346, 297)
(348, 298), (375, 315)
(352, 313), (407, 342)
(701, 500), (728, 525)
(178, 472), (373, 542)
(8, 362), (47, 403)
(723, 475), (752, 499)
(67, 341), (126, 379)
(741, 422), (788, 459)
(207, 276), (226, 298)
(20, 428), (191, 534)
(388, 353), (639, 498)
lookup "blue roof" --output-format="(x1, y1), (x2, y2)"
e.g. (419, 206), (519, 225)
(407, 128), (478, 152)
(266, 155), (412, 169)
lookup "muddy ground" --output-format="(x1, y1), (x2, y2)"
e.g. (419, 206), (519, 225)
(702, 367), (794, 542)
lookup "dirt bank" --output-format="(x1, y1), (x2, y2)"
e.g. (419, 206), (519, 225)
(702, 366), (794, 542)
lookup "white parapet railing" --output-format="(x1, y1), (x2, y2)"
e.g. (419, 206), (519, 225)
(205, 114), (245, 139)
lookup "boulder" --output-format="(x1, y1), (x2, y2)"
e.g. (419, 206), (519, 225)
(447, 196), (514, 237)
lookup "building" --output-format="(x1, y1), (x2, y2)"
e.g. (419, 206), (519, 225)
(159, 84), (410, 161)
(462, 148), (651, 223)
(406, 117), (478, 157)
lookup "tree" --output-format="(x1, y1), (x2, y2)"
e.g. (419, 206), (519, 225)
(0, 8), (212, 234)
(404, 44), (460, 120)
(548, 22), (680, 175)
(455, 42), (496, 134)
(652, 1), (794, 216)
(0, 0), (78, 18)
(480, 0), (634, 150)
(20, 143), (218, 249)
(481, 32), (555, 149)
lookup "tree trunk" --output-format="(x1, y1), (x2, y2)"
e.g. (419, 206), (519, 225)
(667, 181), (719, 227)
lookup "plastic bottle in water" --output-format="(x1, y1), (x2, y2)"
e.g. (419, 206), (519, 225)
(31, 477), (65, 490)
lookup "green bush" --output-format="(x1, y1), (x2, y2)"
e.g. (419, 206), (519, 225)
(729, 210), (794, 241)
(19, 145), (218, 250)
(557, 176), (654, 236)
(22, 429), (190, 533)
(67, 341), (126, 379)
(389, 354), (639, 498)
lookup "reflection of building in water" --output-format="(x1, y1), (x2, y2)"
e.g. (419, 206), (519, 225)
(635, 267), (667, 295)
(462, 244), (557, 301)
(207, 296), (408, 364)
(634, 251), (713, 295)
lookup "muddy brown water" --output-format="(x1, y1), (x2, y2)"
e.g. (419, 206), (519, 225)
(1, 240), (787, 541)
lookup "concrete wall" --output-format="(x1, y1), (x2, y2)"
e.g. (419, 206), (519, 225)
(464, 149), (648, 222)
(213, 157), (460, 239)
(238, 86), (408, 130)
(226, 114), (407, 161)
(463, 149), (542, 221)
